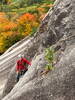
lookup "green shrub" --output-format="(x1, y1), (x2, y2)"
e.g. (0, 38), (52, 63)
(45, 47), (54, 63)
(45, 47), (54, 70)
(45, 64), (54, 71)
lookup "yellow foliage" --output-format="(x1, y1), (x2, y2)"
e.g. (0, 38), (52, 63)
(32, 21), (39, 27)
(25, 24), (32, 32)
(0, 36), (4, 53)
(1, 31), (14, 38)
(3, 22), (17, 31)
(22, 24), (32, 36)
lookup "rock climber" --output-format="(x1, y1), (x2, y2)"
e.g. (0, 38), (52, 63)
(16, 54), (31, 82)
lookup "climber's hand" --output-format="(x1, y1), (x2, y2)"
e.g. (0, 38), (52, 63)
(16, 71), (19, 75)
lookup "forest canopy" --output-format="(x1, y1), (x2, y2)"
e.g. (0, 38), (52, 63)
(0, 0), (55, 54)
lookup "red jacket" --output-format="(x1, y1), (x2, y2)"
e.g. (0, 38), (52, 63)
(16, 58), (31, 72)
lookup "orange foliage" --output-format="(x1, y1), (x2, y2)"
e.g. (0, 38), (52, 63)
(1, 31), (14, 38)
(37, 7), (45, 16)
(0, 18), (9, 23)
(0, 13), (17, 31)
(46, 4), (53, 7)
(17, 13), (35, 24)
(37, 7), (45, 12)
(0, 12), (8, 23)
(40, 14), (46, 20)
(3, 22), (17, 31)
(0, 12), (6, 17)
(0, 18), (8, 23)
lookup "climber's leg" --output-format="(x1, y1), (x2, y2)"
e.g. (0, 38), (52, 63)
(21, 69), (28, 76)
(16, 72), (20, 82)
(16, 69), (28, 82)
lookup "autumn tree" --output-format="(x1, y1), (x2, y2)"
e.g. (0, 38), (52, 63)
(17, 13), (39, 36)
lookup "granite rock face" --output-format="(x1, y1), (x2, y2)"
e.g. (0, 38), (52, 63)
(2, 46), (75, 100)
(1, 0), (75, 100)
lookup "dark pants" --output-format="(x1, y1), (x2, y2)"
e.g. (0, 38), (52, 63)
(16, 69), (28, 82)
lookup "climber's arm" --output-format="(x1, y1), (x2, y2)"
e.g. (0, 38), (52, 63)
(23, 58), (31, 65)
(16, 61), (19, 73)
